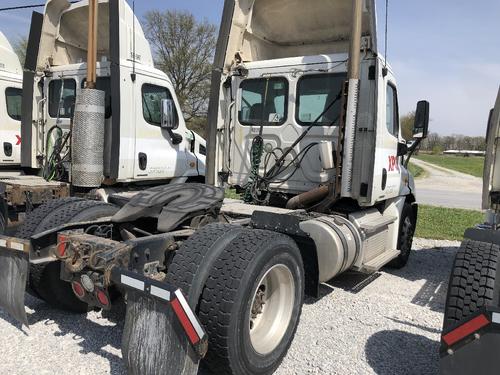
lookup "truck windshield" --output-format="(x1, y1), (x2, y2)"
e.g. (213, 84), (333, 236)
(239, 77), (288, 126)
(296, 73), (346, 126)
(48, 79), (77, 119)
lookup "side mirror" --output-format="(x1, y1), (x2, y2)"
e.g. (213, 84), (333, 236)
(413, 100), (430, 139)
(161, 98), (178, 130)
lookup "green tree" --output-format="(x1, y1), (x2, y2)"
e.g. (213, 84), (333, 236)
(13, 36), (28, 68)
(143, 10), (217, 135)
(400, 111), (415, 141)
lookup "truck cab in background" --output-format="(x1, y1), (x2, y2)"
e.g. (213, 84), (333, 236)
(0, 0), (206, 228)
(21, 0), (205, 185)
(0, 32), (23, 169)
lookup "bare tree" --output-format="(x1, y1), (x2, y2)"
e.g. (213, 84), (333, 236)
(13, 36), (28, 68)
(143, 10), (217, 134)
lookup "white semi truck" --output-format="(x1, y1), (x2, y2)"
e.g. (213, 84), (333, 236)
(0, 0), (206, 231)
(0, 32), (23, 168)
(440, 87), (500, 375)
(0, 1), (429, 374)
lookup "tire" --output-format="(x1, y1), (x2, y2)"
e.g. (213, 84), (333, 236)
(443, 239), (500, 331)
(17, 197), (85, 298)
(199, 229), (305, 375)
(388, 203), (416, 269)
(165, 223), (246, 307)
(0, 197), (8, 235)
(17, 199), (119, 312)
(122, 224), (245, 375)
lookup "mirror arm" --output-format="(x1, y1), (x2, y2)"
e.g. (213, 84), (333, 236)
(168, 130), (183, 145)
(404, 138), (422, 168)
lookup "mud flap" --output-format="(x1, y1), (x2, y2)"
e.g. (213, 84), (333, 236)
(440, 307), (500, 375)
(112, 269), (206, 375)
(0, 239), (31, 326)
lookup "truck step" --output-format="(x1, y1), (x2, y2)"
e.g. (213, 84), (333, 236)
(359, 215), (397, 234)
(361, 249), (400, 273)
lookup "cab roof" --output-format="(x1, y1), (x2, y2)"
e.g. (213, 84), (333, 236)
(0, 32), (22, 76)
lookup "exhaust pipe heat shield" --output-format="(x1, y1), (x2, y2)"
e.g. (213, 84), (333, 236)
(0, 242), (30, 326)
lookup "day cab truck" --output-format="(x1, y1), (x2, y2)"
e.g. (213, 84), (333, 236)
(0, 0), (430, 374)
(0, 32), (23, 169)
(0, 0), (206, 232)
(440, 87), (500, 375)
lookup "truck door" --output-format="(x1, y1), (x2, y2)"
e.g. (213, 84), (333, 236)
(134, 77), (192, 180)
(0, 85), (22, 165)
(371, 68), (403, 202)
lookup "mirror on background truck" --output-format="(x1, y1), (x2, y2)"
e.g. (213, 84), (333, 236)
(161, 98), (178, 130)
(413, 100), (430, 139)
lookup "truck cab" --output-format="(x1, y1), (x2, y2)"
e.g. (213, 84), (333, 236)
(222, 53), (411, 205)
(208, 0), (426, 210)
(0, 32), (23, 168)
(21, 0), (206, 185)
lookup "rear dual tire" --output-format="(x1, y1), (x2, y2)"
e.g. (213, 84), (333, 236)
(197, 229), (304, 375)
(17, 198), (119, 312)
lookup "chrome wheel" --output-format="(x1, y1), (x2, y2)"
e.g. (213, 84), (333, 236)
(249, 264), (295, 355)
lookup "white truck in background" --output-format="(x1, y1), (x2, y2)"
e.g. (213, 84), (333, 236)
(0, 32), (23, 169)
(440, 87), (500, 375)
(0, 0), (206, 230)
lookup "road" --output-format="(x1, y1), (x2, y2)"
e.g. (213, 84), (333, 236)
(0, 238), (458, 375)
(412, 158), (482, 210)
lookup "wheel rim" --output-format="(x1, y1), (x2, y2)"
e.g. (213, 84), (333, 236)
(248, 264), (295, 355)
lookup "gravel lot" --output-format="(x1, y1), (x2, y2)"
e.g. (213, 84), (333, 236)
(0, 238), (459, 375)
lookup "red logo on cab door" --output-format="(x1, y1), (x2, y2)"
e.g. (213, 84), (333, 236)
(388, 156), (399, 172)
(16, 135), (21, 145)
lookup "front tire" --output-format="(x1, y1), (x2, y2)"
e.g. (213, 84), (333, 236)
(389, 203), (416, 269)
(200, 229), (304, 375)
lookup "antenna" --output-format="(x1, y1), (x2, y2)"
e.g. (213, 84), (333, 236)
(131, 0), (136, 82)
(383, 0), (389, 76)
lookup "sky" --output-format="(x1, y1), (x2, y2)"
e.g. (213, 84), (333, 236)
(1, 0), (499, 137)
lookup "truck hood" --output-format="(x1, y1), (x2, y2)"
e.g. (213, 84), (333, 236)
(0, 32), (22, 76)
(217, 0), (378, 71)
(483, 87), (500, 210)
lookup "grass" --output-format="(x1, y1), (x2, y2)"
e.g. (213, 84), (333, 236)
(408, 162), (426, 179)
(415, 205), (484, 241)
(225, 189), (242, 200)
(415, 154), (484, 178)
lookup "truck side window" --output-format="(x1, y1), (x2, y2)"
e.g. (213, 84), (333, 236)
(386, 84), (399, 138)
(296, 73), (345, 126)
(48, 79), (77, 118)
(142, 84), (178, 127)
(5, 87), (22, 121)
(81, 77), (112, 119)
(239, 78), (288, 126)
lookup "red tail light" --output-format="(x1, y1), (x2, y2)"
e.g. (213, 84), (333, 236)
(96, 290), (109, 307)
(57, 233), (68, 257)
(442, 314), (490, 346)
(72, 281), (85, 299)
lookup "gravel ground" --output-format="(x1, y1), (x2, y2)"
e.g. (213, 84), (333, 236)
(0, 238), (459, 375)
